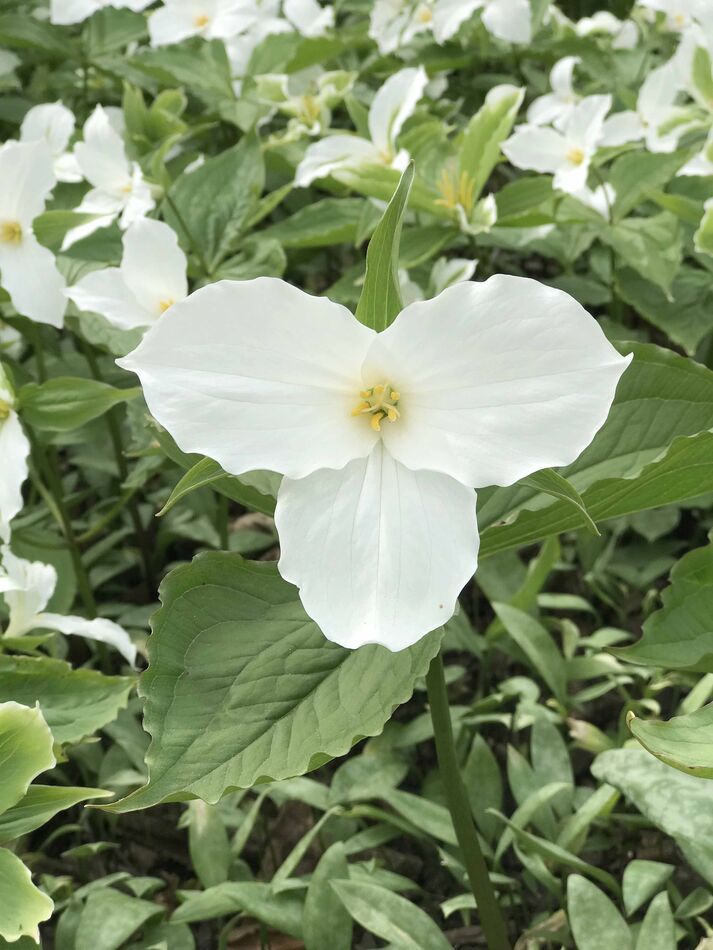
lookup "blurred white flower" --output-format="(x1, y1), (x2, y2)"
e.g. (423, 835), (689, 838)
(637, 0), (707, 33)
(400, 256), (478, 304)
(678, 128), (713, 174)
(63, 105), (155, 249)
(295, 66), (428, 186)
(527, 57), (581, 126)
(572, 182), (616, 220)
(284, 0), (334, 35)
(503, 95), (611, 193)
(118, 274), (630, 651)
(66, 219), (187, 331)
(256, 68), (354, 141)
(0, 367), (29, 542)
(0, 547), (136, 665)
(20, 102), (82, 183)
(575, 12), (638, 48)
(148, 0), (253, 46)
(0, 140), (66, 327)
(50, 0), (153, 25)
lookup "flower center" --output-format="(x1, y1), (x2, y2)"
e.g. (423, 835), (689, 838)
(159, 298), (175, 313)
(566, 146), (586, 165)
(194, 13), (210, 26)
(435, 166), (476, 213)
(673, 12), (686, 26)
(417, 5), (433, 23)
(0, 397), (12, 420)
(299, 94), (321, 125)
(0, 220), (22, 244)
(352, 383), (400, 432)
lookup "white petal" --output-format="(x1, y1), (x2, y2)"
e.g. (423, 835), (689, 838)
(38, 613), (137, 666)
(0, 235), (66, 327)
(75, 105), (132, 194)
(481, 0), (532, 43)
(118, 278), (378, 479)
(61, 213), (117, 251)
(638, 61), (678, 119)
(54, 151), (83, 183)
(432, 0), (484, 42)
(284, 0), (335, 35)
(369, 0), (428, 52)
(368, 66), (428, 157)
(50, 0), (101, 23)
(117, 169), (155, 228)
(1, 551), (56, 638)
(66, 267), (153, 331)
(561, 94), (611, 150)
(550, 56), (579, 98)
(527, 93), (574, 127)
(0, 414), (29, 540)
(276, 443), (479, 650)
(295, 135), (381, 186)
(120, 219), (187, 319)
(502, 125), (569, 174)
(148, 3), (203, 45)
(599, 110), (644, 146)
(362, 275), (632, 489)
(20, 102), (75, 158)
(0, 140), (56, 225)
(552, 157), (590, 194)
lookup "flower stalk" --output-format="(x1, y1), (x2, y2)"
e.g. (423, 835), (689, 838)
(426, 652), (511, 950)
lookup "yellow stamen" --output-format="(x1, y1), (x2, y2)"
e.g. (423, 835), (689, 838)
(566, 147), (585, 165)
(434, 165), (477, 213)
(351, 401), (371, 416)
(417, 5), (433, 23)
(121, 181), (133, 194)
(0, 221), (22, 244)
(194, 13), (210, 26)
(371, 412), (385, 432)
(159, 298), (175, 313)
(299, 94), (321, 125)
(0, 398), (11, 420)
(352, 382), (401, 431)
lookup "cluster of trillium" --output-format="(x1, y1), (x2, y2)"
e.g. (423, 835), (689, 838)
(0, 0), (710, 650)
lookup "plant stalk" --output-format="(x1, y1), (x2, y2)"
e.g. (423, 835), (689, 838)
(426, 653), (511, 950)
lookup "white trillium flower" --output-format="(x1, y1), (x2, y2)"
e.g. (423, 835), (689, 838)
(148, 0), (256, 46)
(256, 69), (355, 141)
(50, 0), (153, 24)
(502, 94), (612, 193)
(572, 182), (617, 220)
(20, 102), (82, 183)
(295, 66), (428, 187)
(0, 547), (136, 665)
(118, 275), (631, 651)
(637, 0), (707, 33)
(226, 14), (292, 93)
(0, 140), (66, 328)
(63, 105), (155, 250)
(66, 219), (188, 331)
(527, 57), (581, 127)
(0, 369), (29, 542)
(575, 12), (638, 48)
(679, 128), (713, 175)
(400, 256), (477, 305)
(284, 0), (334, 36)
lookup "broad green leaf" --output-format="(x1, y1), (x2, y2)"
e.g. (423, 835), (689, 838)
(74, 889), (162, 950)
(492, 603), (567, 704)
(264, 198), (366, 247)
(0, 656), (134, 746)
(691, 47), (713, 110)
(616, 266), (713, 355)
(531, 717), (574, 814)
(19, 377), (140, 431)
(0, 785), (111, 842)
(567, 875), (632, 950)
(635, 892), (675, 950)
(495, 176), (554, 221)
(128, 40), (234, 107)
(628, 704), (713, 777)
(592, 749), (713, 885)
(609, 150), (689, 219)
(478, 342), (713, 556)
(0, 849), (53, 944)
(331, 880), (451, 950)
(0, 14), (70, 56)
(459, 85), (524, 201)
(622, 860), (674, 917)
(165, 133), (264, 272)
(106, 553), (441, 811)
(615, 541), (713, 672)
(303, 843), (352, 950)
(34, 212), (102, 253)
(172, 881), (304, 937)
(521, 469), (599, 535)
(186, 801), (230, 889)
(695, 201), (713, 257)
(355, 163), (414, 332)
(84, 8), (148, 57)
(0, 702), (54, 817)
(336, 162), (437, 212)
(463, 733), (503, 842)
(600, 212), (682, 295)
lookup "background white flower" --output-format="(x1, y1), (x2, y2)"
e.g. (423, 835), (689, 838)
(0, 547), (136, 665)
(118, 275), (630, 651)
(20, 102), (82, 183)
(527, 57), (581, 126)
(284, 0), (334, 35)
(66, 219), (188, 331)
(0, 140), (66, 328)
(50, 0), (153, 25)
(148, 0), (252, 47)
(0, 368), (29, 542)
(295, 66), (428, 186)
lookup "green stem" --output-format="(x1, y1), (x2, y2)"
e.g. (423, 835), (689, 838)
(426, 653), (511, 950)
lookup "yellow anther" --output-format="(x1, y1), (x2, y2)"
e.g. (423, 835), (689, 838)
(373, 383), (385, 395)
(390, 389), (400, 401)
(417, 5), (433, 22)
(0, 221), (22, 244)
(194, 13), (210, 26)
(359, 389), (372, 399)
(386, 407), (399, 422)
(352, 380), (401, 431)
(435, 165), (477, 213)
(300, 94), (321, 124)
(673, 12), (686, 26)
(351, 401), (371, 416)
(566, 147), (586, 165)
(371, 412), (385, 432)
(159, 298), (175, 313)
(0, 398), (11, 420)
(121, 181), (133, 194)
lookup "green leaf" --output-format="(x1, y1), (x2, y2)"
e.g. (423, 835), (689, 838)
(0, 656), (134, 746)
(19, 377), (139, 431)
(567, 875), (632, 950)
(128, 40), (234, 107)
(609, 150), (690, 219)
(172, 881), (304, 936)
(492, 603), (567, 704)
(0, 14), (70, 56)
(691, 47), (713, 110)
(74, 889), (162, 950)
(635, 892), (676, 950)
(616, 266), (713, 355)
(303, 843), (352, 950)
(478, 342), (713, 557)
(0, 702), (54, 818)
(186, 801), (230, 889)
(601, 213), (682, 295)
(331, 880), (451, 950)
(459, 85), (524, 202)
(0, 785), (111, 842)
(695, 201), (713, 257)
(592, 749), (713, 886)
(521, 469), (599, 535)
(0, 849), (53, 944)
(106, 553), (442, 811)
(165, 132), (264, 271)
(628, 704), (713, 778)
(264, 198), (367, 248)
(355, 163), (414, 332)
(157, 456), (230, 516)
(83, 7), (147, 57)
(615, 540), (713, 673)
(622, 860), (674, 917)
(34, 211), (102, 253)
